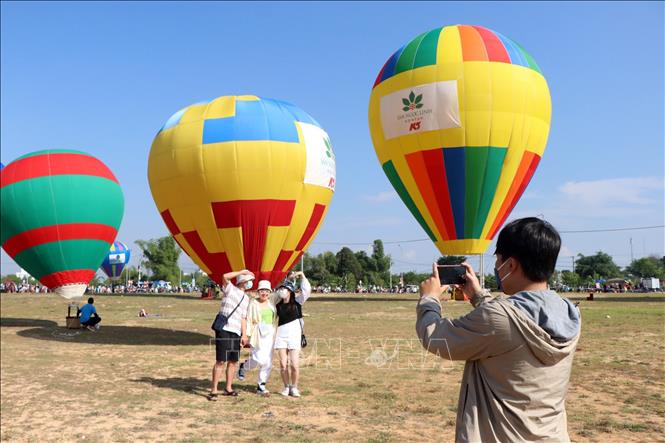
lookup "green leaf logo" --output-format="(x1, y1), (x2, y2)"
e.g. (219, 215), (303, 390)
(323, 136), (334, 159)
(401, 91), (424, 112)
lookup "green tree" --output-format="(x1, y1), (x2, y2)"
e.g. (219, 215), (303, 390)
(401, 271), (430, 285)
(336, 247), (362, 281)
(437, 255), (467, 265)
(371, 240), (392, 286)
(135, 236), (182, 283)
(625, 256), (665, 280)
(484, 273), (498, 290)
(560, 270), (581, 288)
(574, 252), (621, 279)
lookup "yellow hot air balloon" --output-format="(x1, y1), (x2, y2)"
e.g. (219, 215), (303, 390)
(148, 95), (335, 286)
(369, 25), (551, 255)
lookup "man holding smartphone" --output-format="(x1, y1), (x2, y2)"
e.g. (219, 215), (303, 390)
(416, 217), (581, 442)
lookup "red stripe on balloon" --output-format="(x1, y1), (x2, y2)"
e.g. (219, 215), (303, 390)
(487, 152), (541, 239)
(160, 209), (181, 235)
(212, 200), (295, 229)
(295, 204), (326, 251)
(212, 200), (296, 277)
(1, 153), (119, 187)
(40, 269), (96, 289)
(421, 149), (456, 240)
(2, 223), (118, 257)
(472, 26), (510, 63)
(406, 151), (450, 240)
(181, 230), (232, 282)
(274, 250), (293, 272)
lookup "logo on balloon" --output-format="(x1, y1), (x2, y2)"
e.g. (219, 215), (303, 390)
(401, 91), (423, 112)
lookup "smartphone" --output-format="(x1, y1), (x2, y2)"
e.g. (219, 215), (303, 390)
(437, 265), (466, 285)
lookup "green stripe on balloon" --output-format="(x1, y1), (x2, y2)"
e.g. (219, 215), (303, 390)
(382, 161), (437, 242)
(1, 176), (123, 243)
(14, 149), (91, 161)
(13, 239), (112, 279)
(394, 31), (427, 75)
(394, 27), (441, 75)
(464, 148), (490, 238)
(413, 27), (441, 69)
(472, 147), (507, 238)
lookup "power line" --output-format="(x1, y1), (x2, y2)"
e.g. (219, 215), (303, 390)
(312, 224), (665, 246)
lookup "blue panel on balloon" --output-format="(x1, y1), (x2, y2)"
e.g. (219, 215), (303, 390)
(443, 147), (466, 239)
(202, 99), (301, 144)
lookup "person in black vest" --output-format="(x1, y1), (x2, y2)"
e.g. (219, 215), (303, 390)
(274, 271), (311, 397)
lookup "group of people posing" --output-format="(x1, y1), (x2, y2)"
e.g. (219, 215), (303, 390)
(208, 270), (310, 400)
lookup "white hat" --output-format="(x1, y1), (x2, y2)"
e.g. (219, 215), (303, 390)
(236, 274), (255, 285)
(257, 280), (272, 291)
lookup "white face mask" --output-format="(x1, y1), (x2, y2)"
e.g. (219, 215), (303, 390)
(244, 280), (253, 290)
(277, 288), (289, 300)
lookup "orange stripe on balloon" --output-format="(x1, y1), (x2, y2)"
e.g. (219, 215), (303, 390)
(488, 152), (541, 239)
(421, 149), (455, 240)
(405, 151), (449, 241)
(458, 25), (488, 62)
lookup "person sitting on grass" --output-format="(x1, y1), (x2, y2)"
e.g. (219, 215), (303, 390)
(416, 217), (581, 442)
(78, 297), (101, 331)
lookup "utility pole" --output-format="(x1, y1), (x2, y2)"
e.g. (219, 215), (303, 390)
(571, 256), (575, 273)
(479, 254), (485, 288)
(630, 238), (634, 262)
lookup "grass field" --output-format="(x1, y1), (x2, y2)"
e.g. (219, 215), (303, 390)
(1, 292), (664, 442)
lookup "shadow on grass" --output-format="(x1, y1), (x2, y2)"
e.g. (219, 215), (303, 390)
(133, 376), (258, 397)
(567, 296), (665, 303)
(3, 319), (213, 346)
(309, 296), (416, 302)
(1, 317), (58, 328)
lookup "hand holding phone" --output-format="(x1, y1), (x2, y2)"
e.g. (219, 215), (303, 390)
(437, 265), (467, 285)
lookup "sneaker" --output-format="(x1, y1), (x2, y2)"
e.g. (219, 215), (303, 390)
(86, 326), (96, 332)
(289, 386), (301, 398)
(237, 363), (246, 381)
(94, 324), (100, 331)
(280, 385), (290, 396)
(257, 383), (270, 396)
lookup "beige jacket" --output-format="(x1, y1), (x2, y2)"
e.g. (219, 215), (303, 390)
(246, 298), (277, 348)
(416, 291), (580, 443)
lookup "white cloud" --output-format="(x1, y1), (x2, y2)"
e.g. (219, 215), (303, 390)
(404, 249), (417, 260)
(362, 190), (398, 203)
(559, 245), (575, 258)
(559, 177), (664, 208)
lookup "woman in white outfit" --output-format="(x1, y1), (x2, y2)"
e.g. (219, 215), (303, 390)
(274, 271), (311, 397)
(238, 280), (277, 396)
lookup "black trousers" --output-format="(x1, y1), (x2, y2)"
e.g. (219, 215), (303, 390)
(82, 316), (101, 327)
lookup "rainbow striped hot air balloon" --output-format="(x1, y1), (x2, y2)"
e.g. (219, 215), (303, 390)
(369, 25), (551, 255)
(148, 95), (335, 286)
(1, 150), (124, 299)
(101, 241), (131, 281)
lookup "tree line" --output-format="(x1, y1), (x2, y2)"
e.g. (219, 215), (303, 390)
(6, 235), (662, 291)
(100, 236), (665, 290)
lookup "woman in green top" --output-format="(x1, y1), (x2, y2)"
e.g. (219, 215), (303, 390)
(238, 280), (277, 396)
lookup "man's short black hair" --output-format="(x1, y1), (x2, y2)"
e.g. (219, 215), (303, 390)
(88, 297), (94, 304)
(495, 217), (561, 282)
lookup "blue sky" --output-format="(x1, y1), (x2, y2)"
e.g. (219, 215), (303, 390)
(1, 1), (663, 276)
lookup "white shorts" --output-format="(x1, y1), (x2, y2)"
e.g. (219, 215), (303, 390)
(273, 319), (302, 350)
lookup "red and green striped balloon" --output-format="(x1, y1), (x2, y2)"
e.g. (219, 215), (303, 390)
(1, 150), (124, 299)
